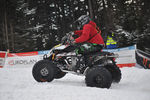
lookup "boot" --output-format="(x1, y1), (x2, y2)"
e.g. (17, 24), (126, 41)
(84, 55), (92, 67)
(71, 56), (83, 73)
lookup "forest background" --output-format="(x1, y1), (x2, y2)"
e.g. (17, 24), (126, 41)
(0, 0), (150, 53)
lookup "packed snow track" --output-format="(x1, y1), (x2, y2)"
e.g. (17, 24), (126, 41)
(0, 64), (150, 100)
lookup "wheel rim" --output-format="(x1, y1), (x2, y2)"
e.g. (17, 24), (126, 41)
(95, 75), (103, 84)
(40, 67), (49, 76)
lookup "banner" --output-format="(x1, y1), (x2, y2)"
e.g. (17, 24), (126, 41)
(7, 51), (38, 57)
(103, 45), (136, 67)
(37, 46), (136, 68)
(38, 50), (50, 55)
(5, 55), (43, 68)
(136, 49), (150, 69)
(0, 51), (7, 68)
(5, 51), (43, 68)
(3, 45), (136, 68)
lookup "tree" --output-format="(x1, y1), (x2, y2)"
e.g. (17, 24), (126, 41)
(0, 0), (149, 52)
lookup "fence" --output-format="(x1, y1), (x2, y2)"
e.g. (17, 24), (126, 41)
(136, 49), (150, 69)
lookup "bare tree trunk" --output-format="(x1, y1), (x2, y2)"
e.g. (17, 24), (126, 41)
(102, 0), (107, 28)
(102, 0), (108, 42)
(10, 22), (14, 52)
(2, 22), (4, 45)
(107, 0), (115, 30)
(88, 0), (94, 19)
(102, 0), (114, 32)
(4, 11), (9, 51)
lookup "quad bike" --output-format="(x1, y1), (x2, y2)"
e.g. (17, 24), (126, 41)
(32, 32), (121, 88)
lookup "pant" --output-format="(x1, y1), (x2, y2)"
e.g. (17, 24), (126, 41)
(63, 43), (103, 68)
(75, 43), (103, 66)
(75, 43), (103, 54)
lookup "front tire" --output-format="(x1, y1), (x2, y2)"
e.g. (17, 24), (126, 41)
(85, 66), (112, 88)
(54, 67), (66, 79)
(32, 60), (54, 82)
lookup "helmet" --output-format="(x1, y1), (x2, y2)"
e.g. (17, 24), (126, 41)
(75, 15), (91, 29)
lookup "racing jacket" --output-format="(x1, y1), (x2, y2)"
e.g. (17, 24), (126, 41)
(74, 21), (104, 45)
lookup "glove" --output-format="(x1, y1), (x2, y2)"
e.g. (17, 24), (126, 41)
(61, 35), (68, 44)
(70, 40), (75, 45)
(69, 31), (74, 35)
(69, 36), (75, 45)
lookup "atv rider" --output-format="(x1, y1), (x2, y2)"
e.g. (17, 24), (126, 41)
(70, 15), (105, 71)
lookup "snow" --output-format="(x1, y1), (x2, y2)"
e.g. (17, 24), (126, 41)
(0, 64), (150, 100)
(24, 8), (36, 15)
(27, 24), (44, 31)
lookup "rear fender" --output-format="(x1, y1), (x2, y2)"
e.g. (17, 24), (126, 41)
(92, 57), (114, 66)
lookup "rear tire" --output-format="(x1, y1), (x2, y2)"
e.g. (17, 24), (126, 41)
(85, 66), (112, 88)
(32, 60), (54, 82)
(105, 63), (121, 83)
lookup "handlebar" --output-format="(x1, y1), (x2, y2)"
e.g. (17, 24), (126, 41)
(61, 32), (74, 45)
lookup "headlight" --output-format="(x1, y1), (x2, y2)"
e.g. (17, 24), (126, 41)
(47, 49), (53, 57)
(104, 60), (112, 65)
(107, 60), (112, 64)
